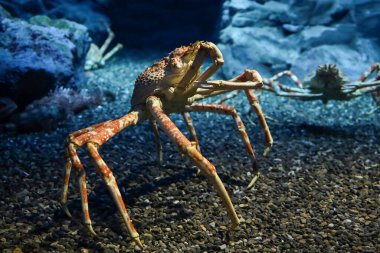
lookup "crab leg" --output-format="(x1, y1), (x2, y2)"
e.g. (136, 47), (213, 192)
(186, 103), (260, 189)
(267, 83), (323, 99)
(244, 90), (273, 156)
(263, 83), (310, 93)
(101, 43), (123, 64)
(61, 120), (113, 215)
(350, 85), (380, 97)
(213, 70), (264, 104)
(265, 70), (303, 88)
(212, 70), (272, 156)
(147, 96), (240, 230)
(86, 142), (142, 248)
(194, 80), (263, 90)
(61, 110), (145, 249)
(343, 80), (380, 93)
(216, 90), (241, 103)
(181, 112), (201, 151)
(149, 119), (163, 164)
(64, 143), (95, 235)
(178, 41), (224, 90)
(192, 69), (263, 100)
(358, 63), (380, 106)
(358, 62), (380, 82)
(99, 28), (116, 56)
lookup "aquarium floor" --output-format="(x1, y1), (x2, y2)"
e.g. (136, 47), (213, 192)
(1, 51), (379, 252)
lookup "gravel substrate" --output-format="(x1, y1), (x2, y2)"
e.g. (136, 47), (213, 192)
(1, 50), (379, 252)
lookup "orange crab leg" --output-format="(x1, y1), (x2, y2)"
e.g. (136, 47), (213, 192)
(244, 90), (273, 156)
(63, 143), (95, 235)
(60, 110), (145, 249)
(186, 103), (260, 189)
(181, 112), (201, 151)
(210, 71), (273, 157)
(86, 142), (142, 248)
(147, 96), (240, 230)
(61, 120), (113, 211)
(213, 70), (263, 103)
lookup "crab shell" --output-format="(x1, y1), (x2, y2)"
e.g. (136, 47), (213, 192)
(131, 41), (204, 109)
(303, 64), (350, 90)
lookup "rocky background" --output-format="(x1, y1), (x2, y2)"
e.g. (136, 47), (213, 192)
(1, 0), (380, 131)
(218, 0), (380, 79)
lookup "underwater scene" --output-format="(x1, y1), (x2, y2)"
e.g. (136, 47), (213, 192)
(0, 0), (379, 252)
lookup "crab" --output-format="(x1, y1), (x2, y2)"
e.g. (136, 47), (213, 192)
(217, 63), (380, 107)
(60, 41), (273, 249)
(84, 28), (123, 71)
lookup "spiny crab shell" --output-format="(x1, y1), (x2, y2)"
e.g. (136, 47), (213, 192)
(131, 41), (204, 108)
(303, 64), (350, 90)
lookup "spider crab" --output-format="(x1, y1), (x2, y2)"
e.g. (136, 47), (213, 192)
(262, 63), (380, 105)
(85, 28), (123, 70)
(218, 63), (380, 107)
(60, 41), (272, 248)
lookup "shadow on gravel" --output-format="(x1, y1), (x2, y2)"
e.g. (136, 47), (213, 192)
(298, 123), (351, 137)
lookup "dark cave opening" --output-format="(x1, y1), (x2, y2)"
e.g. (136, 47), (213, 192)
(105, 0), (224, 50)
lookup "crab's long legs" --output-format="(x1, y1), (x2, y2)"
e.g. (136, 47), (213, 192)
(186, 103), (260, 189)
(358, 62), (380, 82)
(260, 70), (317, 98)
(86, 143), (142, 248)
(146, 96), (240, 230)
(61, 120), (113, 216)
(102, 43), (123, 64)
(213, 70), (261, 104)
(215, 90), (241, 104)
(265, 70), (303, 88)
(192, 69), (263, 101)
(60, 110), (145, 249)
(195, 71), (273, 158)
(244, 90), (273, 156)
(194, 79), (263, 91)
(266, 84), (323, 99)
(149, 119), (163, 164)
(99, 28), (116, 56)
(358, 63), (380, 106)
(214, 71), (272, 156)
(181, 112), (201, 151)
